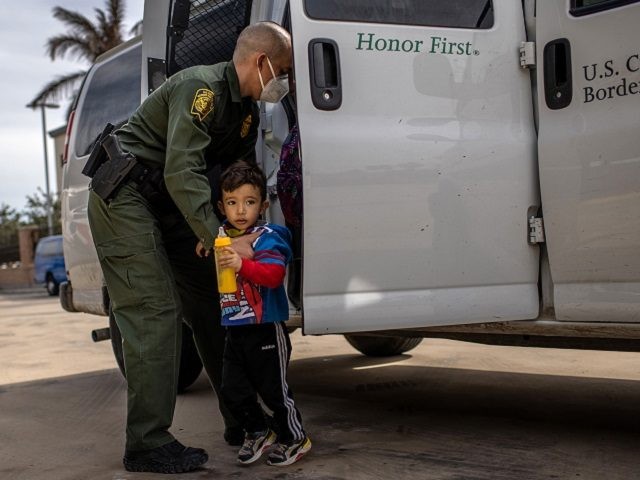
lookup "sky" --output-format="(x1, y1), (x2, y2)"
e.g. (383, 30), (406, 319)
(0, 0), (144, 212)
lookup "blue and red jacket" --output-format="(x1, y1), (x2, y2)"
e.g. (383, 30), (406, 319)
(220, 222), (292, 326)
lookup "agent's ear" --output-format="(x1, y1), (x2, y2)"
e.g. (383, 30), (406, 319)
(256, 52), (267, 69)
(217, 200), (224, 213)
(260, 200), (270, 214)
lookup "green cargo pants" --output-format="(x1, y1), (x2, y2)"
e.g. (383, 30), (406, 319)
(88, 184), (236, 451)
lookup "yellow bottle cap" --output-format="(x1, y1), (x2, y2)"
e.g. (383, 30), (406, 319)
(215, 236), (232, 247)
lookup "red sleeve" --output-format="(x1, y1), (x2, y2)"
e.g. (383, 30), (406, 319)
(239, 259), (286, 288)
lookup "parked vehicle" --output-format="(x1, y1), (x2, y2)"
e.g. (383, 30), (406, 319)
(34, 235), (67, 296)
(61, 0), (640, 390)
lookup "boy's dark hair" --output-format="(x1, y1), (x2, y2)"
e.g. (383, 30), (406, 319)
(220, 161), (267, 201)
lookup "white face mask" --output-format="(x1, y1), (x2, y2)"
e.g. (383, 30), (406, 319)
(257, 56), (289, 103)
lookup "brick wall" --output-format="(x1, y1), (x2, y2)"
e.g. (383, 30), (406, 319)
(0, 226), (40, 289)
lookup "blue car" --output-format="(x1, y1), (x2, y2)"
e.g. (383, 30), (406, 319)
(34, 235), (67, 296)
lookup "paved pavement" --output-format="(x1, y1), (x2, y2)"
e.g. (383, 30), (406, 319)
(1, 288), (640, 479)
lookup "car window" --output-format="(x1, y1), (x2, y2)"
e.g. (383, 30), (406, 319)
(304, 0), (494, 29)
(571, 0), (639, 16)
(36, 237), (63, 257)
(37, 241), (55, 257)
(74, 44), (142, 157)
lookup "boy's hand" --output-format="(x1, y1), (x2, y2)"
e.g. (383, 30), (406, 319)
(218, 246), (243, 272)
(195, 241), (210, 258)
(231, 232), (260, 259)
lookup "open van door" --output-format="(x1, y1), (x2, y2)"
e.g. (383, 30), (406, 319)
(537, 0), (640, 323)
(290, 0), (541, 334)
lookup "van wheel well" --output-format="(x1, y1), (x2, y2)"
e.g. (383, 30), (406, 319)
(344, 334), (423, 357)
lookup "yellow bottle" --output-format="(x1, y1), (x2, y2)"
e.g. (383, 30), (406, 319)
(214, 227), (237, 294)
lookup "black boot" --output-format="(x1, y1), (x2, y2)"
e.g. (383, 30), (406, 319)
(123, 440), (208, 474)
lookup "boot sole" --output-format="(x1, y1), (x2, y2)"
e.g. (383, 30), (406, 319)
(124, 452), (208, 474)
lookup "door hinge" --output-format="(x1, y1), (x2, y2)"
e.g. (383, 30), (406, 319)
(528, 216), (545, 244)
(519, 41), (536, 69)
(260, 109), (272, 133)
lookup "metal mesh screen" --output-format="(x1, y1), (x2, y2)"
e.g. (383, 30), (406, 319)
(168, 0), (250, 75)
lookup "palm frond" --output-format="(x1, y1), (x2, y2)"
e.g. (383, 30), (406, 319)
(94, 3), (123, 52)
(129, 20), (143, 37)
(94, 9), (111, 44)
(52, 7), (99, 39)
(34, 0), (131, 106)
(46, 34), (96, 62)
(107, 0), (125, 32)
(28, 70), (87, 106)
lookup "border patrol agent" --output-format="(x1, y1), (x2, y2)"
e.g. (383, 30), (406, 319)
(86, 22), (292, 474)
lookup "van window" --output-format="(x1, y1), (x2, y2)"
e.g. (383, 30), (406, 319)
(571, 0), (639, 15)
(168, 0), (251, 75)
(304, 0), (494, 29)
(74, 44), (142, 157)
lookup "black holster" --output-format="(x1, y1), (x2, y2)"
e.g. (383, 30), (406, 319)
(82, 123), (114, 178)
(89, 133), (140, 202)
(85, 124), (177, 210)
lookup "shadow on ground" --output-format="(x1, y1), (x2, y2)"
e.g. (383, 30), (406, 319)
(1, 353), (639, 480)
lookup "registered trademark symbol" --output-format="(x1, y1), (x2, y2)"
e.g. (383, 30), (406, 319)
(473, 50), (480, 55)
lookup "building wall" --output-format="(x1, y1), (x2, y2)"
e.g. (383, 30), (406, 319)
(49, 125), (66, 197)
(0, 226), (40, 289)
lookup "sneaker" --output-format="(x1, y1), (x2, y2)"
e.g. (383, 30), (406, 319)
(267, 436), (312, 467)
(123, 440), (208, 474)
(237, 429), (277, 465)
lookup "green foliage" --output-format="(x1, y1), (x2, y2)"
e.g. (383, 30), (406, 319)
(22, 188), (62, 233)
(0, 189), (62, 247)
(0, 203), (21, 246)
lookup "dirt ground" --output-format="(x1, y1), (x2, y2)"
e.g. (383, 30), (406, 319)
(1, 287), (640, 479)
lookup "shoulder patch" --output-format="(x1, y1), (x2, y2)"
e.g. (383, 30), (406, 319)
(240, 114), (252, 138)
(191, 88), (215, 121)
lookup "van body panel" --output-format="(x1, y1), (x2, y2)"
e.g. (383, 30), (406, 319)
(58, 0), (640, 350)
(536, 0), (640, 322)
(61, 41), (142, 313)
(290, 0), (540, 333)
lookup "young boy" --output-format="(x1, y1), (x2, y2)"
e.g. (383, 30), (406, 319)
(216, 161), (311, 466)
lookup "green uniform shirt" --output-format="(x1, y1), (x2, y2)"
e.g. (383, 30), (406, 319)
(117, 62), (259, 249)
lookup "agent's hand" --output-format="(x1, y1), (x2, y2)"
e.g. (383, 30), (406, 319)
(231, 232), (260, 259)
(195, 241), (211, 258)
(218, 246), (243, 272)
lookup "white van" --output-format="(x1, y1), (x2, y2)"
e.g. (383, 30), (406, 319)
(61, 0), (640, 386)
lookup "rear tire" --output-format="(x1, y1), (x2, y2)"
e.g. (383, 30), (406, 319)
(108, 307), (203, 392)
(344, 334), (423, 357)
(45, 274), (59, 296)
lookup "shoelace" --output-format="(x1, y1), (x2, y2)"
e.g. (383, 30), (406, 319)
(241, 438), (258, 453)
(271, 443), (288, 458)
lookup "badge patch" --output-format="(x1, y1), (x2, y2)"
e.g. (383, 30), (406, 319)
(240, 114), (252, 138)
(191, 89), (214, 121)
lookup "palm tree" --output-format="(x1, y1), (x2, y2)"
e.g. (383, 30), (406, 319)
(29, 0), (139, 107)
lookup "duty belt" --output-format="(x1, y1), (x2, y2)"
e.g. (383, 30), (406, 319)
(86, 126), (171, 208)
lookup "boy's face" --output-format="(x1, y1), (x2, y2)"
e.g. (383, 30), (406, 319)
(218, 184), (269, 230)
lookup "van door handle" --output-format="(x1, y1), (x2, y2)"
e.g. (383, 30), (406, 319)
(543, 38), (572, 110)
(308, 39), (342, 111)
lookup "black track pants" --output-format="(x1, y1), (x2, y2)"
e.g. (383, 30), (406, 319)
(222, 322), (305, 443)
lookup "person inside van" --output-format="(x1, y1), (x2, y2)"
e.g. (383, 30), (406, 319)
(87, 22), (292, 474)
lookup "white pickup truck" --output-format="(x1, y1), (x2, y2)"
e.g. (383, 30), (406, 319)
(60, 0), (640, 388)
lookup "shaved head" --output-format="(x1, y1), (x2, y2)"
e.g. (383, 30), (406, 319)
(233, 21), (291, 65)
